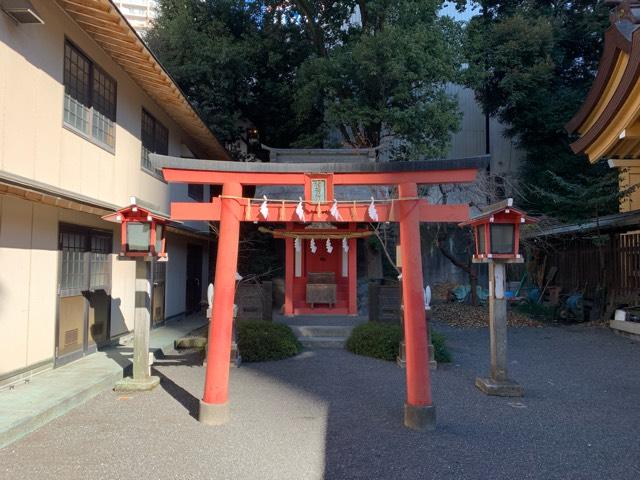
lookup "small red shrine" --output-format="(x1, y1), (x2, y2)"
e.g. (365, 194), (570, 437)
(153, 150), (486, 431)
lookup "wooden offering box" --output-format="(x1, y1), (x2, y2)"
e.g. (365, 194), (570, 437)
(306, 272), (337, 308)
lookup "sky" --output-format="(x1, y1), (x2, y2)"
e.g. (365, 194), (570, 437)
(439, 1), (480, 22)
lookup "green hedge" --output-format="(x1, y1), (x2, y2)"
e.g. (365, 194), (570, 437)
(237, 321), (302, 362)
(346, 322), (452, 363)
(346, 322), (402, 361)
(430, 330), (452, 363)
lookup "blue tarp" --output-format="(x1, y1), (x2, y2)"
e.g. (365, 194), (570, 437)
(451, 285), (489, 304)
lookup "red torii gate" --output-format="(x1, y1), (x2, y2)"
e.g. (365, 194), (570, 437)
(153, 154), (486, 430)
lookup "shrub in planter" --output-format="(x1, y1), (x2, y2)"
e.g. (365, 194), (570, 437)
(346, 322), (453, 363)
(237, 321), (302, 362)
(430, 329), (452, 363)
(346, 322), (402, 361)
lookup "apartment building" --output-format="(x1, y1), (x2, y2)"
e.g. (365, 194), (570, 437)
(114, 0), (157, 35)
(0, 0), (229, 384)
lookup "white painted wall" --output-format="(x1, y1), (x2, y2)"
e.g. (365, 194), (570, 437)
(0, 2), (215, 378)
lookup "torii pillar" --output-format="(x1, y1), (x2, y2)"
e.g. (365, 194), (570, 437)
(399, 182), (434, 429)
(199, 182), (242, 424)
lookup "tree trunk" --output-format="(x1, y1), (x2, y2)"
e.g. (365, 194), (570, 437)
(436, 234), (478, 306)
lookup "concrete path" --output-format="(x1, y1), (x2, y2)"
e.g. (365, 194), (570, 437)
(0, 314), (207, 449)
(2, 322), (640, 479)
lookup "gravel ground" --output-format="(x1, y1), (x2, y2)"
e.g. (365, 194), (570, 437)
(431, 302), (543, 328)
(2, 322), (640, 480)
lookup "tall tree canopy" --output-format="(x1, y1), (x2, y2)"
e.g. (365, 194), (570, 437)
(461, 0), (616, 221)
(147, 0), (462, 160)
(290, 0), (463, 159)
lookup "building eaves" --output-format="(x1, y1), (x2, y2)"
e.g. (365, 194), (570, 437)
(528, 210), (640, 238)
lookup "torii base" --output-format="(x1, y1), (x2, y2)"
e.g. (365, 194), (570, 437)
(199, 400), (230, 425)
(404, 403), (436, 431)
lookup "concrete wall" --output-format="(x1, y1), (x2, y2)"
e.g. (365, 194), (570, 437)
(444, 84), (523, 176)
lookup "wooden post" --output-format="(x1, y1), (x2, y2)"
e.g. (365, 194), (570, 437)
(476, 261), (523, 396)
(200, 182), (242, 425)
(398, 183), (435, 430)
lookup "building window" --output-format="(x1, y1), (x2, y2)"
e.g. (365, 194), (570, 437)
(141, 109), (169, 175)
(63, 41), (116, 150)
(59, 225), (112, 297)
(188, 184), (204, 201)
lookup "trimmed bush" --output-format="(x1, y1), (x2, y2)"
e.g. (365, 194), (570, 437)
(430, 330), (452, 363)
(346, 322), (453, 363)
(346, 322), (402, 361)
(236, 321), (302, 362)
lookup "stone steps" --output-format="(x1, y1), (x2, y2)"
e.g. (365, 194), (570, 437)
(290, 325), (354, 349)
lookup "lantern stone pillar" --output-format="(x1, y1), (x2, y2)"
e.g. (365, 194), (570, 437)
(475, 261), (523, 396)
(398, 182), (435, 431)
(200, 182), (243, 425)
(115, 258), (160, 391)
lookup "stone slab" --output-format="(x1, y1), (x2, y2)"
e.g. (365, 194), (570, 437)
(114, 376), (160, 392)
(404, 403), (436, 431)
(610, 319), (640, 337)
(475, 377), (524, 397)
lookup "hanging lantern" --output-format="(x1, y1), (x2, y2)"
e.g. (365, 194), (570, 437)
(102, 199), (168, 258)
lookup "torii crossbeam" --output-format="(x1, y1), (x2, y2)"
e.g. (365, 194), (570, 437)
(153, 154), (487, 430)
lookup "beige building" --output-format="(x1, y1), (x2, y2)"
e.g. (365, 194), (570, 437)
(0, 0), (229, 385)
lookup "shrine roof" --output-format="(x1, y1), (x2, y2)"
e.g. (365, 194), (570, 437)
(151, 154), (489, 174)
(566, 1), (640, 161)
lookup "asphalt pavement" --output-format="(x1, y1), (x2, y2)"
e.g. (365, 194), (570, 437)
(1, 321), (639, 480)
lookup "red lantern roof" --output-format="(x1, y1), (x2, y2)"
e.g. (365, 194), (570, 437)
(101, 197), (170, 224)
(458, 198), (538, 227)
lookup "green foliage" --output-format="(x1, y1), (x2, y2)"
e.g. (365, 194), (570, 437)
(430, 330), (452, 363)
(346, 322), (402, 361)
(147, 0), (322, 150)
(346, 322), (452, 363)
(148, 1), (461, 159)
(236, 321), (302, 362)
(293, 0), (463, 158)
(461, 1), (617, 221)
(530, 168), (625, 223)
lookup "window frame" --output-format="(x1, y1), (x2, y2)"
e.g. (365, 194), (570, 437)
(62, 39), (117, 154)
(140, 108), (169, 179)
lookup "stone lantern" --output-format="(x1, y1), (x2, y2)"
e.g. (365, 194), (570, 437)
(460, 198), (537, 396)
